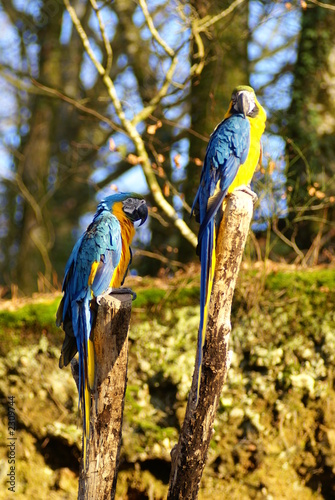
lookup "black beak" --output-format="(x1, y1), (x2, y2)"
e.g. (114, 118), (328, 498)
(123, 197), (148, 226)
(237, 92), (249, 118)
(136, 199), (148, 226)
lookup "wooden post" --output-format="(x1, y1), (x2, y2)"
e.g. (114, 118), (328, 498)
(168, 190), (254, 499)
(78, 293), (132, 500)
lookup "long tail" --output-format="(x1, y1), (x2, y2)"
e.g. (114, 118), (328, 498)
(196, 220), (216, 404)
(73, 296), (95, 470)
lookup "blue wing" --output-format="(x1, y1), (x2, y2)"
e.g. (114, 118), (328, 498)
(192, 113), (250, 404)
(193, 114), (250, 234)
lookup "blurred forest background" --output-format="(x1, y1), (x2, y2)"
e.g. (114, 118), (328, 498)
(1, 2), (335, 498)
(0, 0), (335, 296)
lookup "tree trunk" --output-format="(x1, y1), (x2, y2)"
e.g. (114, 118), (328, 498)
(168, 189), (254, 499)
(78, 293), (132, 500)
(180, 0), (249, 259)
(284, 1), (335, 256)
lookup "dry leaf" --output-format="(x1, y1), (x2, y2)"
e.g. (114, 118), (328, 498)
(315, 190), (325, 199)
(174, 154), (181, 168)
(268, 160), (276, 174)
(127, 154), (143, 165)
(164, 183), (170, 197)
(109, 138), (116, 151)
(158, 166), (165, 178)
(147, 124), (157, 135)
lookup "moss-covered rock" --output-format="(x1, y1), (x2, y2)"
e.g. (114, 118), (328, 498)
(0, 266), (335, 499)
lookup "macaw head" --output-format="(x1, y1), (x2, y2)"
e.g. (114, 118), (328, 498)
(99, 192), (148, 226)
(121, 195), (148, 226)
(231, 85), (258, 118)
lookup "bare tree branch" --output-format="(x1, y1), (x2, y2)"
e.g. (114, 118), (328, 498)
(131, 55), (179, 126)
(308, 0), (335, 11)
(199, 0), (247, 31)
(31, 78), (124, 134)
(64, 0), (198, 248)
(90, 0), (113, 74)
(138, 0), (175, 57)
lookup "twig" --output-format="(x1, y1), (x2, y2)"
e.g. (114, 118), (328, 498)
(308, 0), (335, 10)
(272, 218), (305, 262)
(31, 79), (124, 134)
(135, 249), (187, 269)
(148, 143), (193, 214)
(131, 55), (179, 126)
(198, 0), (246, 31)
(138, 0), (175, 57)
(90, 0), (113, 74)
(190, 0), (247, 76)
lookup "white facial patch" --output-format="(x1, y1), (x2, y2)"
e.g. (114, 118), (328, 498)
(233, 91), (256, 115)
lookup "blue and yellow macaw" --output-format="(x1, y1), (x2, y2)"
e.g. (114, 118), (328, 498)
(56, 192), (148, 468)
(192, 85), (266, 403)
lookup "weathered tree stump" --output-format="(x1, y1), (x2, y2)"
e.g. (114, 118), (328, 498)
(78, 293), (132, 500)
(168, 190), (254, 499)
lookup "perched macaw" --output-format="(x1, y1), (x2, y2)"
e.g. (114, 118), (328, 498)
(192, 85), (266, 403)
(56, 192), (148, 468)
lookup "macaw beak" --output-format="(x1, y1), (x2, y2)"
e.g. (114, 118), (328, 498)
(237, 92), (249, 118)
(136, 199), (148, 226)
(123, 198), (148, 226)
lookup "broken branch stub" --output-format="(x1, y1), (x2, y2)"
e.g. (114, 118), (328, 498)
(168, 190), (254, 500)
(78, 293), (132, 500)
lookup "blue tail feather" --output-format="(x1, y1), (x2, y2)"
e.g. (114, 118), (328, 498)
(71, 296), (92, 469)
(196, 219), (215, 403)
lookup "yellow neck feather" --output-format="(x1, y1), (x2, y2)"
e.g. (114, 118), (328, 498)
(110, 202), (136, 288)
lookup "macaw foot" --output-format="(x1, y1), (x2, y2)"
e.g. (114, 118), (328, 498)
(111, 287), (137, 301)
(234, 184), (258, 205)
(96, 287), (113, 305)
(96, 287), (137, 304)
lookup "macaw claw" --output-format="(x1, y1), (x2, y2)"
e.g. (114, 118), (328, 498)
(111, 287), (137, 301)
(96, 287), (137, 303)
(96, 287), (113, 305)
(233, 184), (258, 205)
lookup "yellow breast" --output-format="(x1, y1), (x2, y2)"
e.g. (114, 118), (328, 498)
(109, 202), (135, 288)
(228, 98), (266, 193)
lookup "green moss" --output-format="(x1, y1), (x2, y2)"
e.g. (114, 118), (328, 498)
(133, 285), (200, 309)
(1, 267), (335, 499)
(265, 268), (335, 295)
(0, 297), (62, 355)
(0, 297), (60, 330)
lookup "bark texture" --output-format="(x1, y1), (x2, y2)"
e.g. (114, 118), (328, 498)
(78, 293), (132, 500)
(168, 190), (254, 499)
